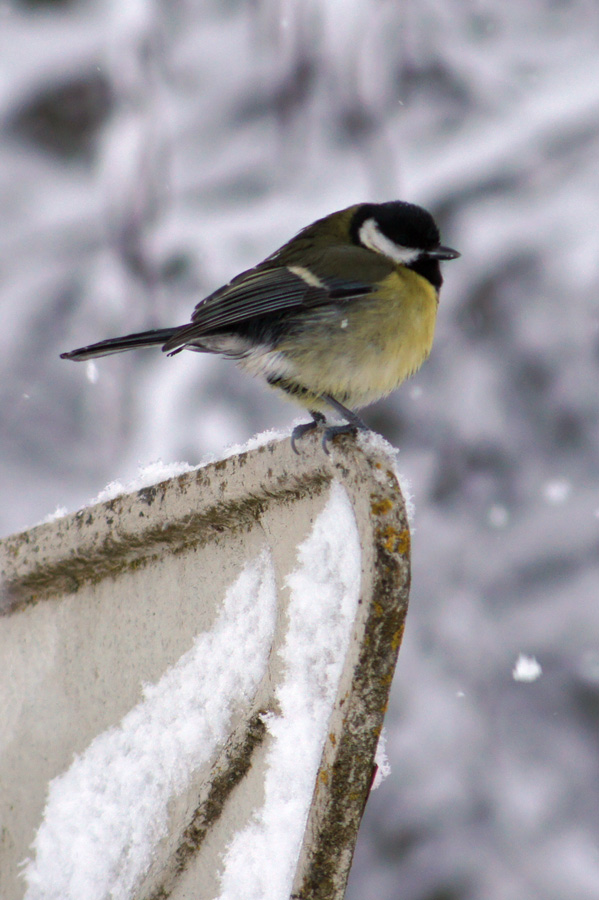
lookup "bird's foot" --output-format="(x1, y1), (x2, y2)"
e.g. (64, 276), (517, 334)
(291, 412), (326, 454)
(319, 394), (370, 454)
(291, 397), (370, 455)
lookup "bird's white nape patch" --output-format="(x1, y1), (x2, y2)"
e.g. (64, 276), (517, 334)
(358, 218), (421, 265)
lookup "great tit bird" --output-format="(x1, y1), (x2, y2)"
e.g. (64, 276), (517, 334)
(61, 201), (459, 451)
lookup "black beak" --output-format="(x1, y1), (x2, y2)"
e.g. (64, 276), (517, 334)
(426, 245), (460, 261)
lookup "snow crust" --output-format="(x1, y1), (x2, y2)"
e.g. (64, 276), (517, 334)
(35, 429), (289, 522)
(90, 458), (198, 505)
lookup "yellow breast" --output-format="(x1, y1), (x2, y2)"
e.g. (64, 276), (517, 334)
(273, 267), (439, 410)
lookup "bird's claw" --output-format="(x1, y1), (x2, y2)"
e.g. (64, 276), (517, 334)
(291, 412), (326, 454)
(291, 422), (318, 454)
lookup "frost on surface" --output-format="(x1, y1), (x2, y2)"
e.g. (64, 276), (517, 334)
(35, 428), (291, 523)
(358, 430), (415, 524)
(216, 482), (362, 900)
(90, 458), (198, 505)
(372, 727), (391, 790)
(23, 551), (277, 900)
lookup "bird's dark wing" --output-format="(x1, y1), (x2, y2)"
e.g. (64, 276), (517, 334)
(162, 262), (376, 352)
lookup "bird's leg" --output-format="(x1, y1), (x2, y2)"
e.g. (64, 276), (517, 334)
(291, 411), (326, 454)
(320, 394), (370, 455)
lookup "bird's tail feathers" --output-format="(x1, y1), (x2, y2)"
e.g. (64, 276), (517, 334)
(60, 328), (178, 361)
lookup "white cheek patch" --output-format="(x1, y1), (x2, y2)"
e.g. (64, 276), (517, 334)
(359, 217), (421, 265)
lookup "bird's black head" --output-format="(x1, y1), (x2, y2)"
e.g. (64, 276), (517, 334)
(350, 201), (459, 290)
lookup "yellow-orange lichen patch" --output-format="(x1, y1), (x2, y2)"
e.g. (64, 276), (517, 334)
(370, 497), (394, 517)
(378, 525), (410, 556)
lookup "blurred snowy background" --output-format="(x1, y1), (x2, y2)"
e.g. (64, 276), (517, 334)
(1, 0), (598, 897)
